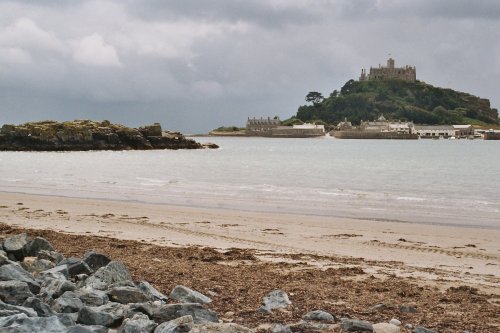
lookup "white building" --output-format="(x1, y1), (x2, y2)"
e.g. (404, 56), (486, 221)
(293, 123), (325, 132)
(414, 125), (455, 138)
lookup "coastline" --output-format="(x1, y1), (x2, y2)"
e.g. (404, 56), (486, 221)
(1, 191), (498, 291)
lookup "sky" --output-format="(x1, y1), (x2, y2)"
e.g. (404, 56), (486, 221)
(0, 0), (499, 133)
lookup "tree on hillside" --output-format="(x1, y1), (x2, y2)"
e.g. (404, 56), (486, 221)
(305, 91), (324, 105)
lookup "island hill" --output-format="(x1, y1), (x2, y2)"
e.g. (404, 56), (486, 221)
(0, 120), (218, 151)
(212, 57), (499, 138)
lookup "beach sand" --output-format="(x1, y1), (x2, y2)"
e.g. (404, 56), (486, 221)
(0, 191), (499, 331)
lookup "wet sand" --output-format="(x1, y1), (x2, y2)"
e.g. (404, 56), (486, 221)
(0, 191), (498, 292)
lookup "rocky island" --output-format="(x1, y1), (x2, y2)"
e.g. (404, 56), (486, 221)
(0, 120), (217, 151)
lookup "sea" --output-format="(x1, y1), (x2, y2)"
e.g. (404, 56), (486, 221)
(0, 137), (499, 229)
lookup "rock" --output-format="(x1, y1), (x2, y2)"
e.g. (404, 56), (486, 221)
(84, 262), (133, 291)
(23, 237), (55, 257)
(52, 291), (84, 313)
(412, 328), (437, 333)
(2, 233), (29, 261)
(78, 302), (125, 327)
(21, 258), (55, 274)
(0, 300), (37, 317)
(59, 258), (92, 277)
(0, 263), (40, 293)
(389, 319), (401, 326)
(0, 281), (34, 305)
(76, 288), (109, 306)
(399, 305), (416, 313)
(39, 275), (76, 299)
(83, 251), (111, 272)
(37, 250), (64, 264)
(190, 322), (253, 333)
(108, 286), (149, 304)
(170, 285), (212, 304)
(0, 313), (29, 327)
(373, 323), (400, 333)
(56, 312), (77, 326)
(153, 315), (193, 333)
(125, 302), (158, 318)
(303, 309), (336, 322)
(138, 124), (163, 138)
(117, 313), (157, 333)
(286, 321), (340, 332)
(22, 296), (56, 317)
(137, 281), (168, 303)
(67, 325), (109, 333)
(272, 324), (291, 333)
(0, 120), (204, 151)
(259, 290), (291, 313)
(41, 265), (70, 279)
(0, 253), (14, 267)
(340, 318), (373, 332)
(151, 303), (218, 324)
(0, 315), (68, 332)
(371, 303), (388, 312)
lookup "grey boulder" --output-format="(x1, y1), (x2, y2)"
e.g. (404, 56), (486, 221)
(341, 318), (374, 332)
(76, 288), (109, 306)
(0, 281), (34, 305)
(84, 261), (133, 291)
(59, 258), (92, 277)
(259, 290), (291, 313)
(118, 313), (157, 333)
(137, 281), (168, 303)
(23, 237), (55, 257)
(0, 300), (37, 317)
(52, 291), (84, 313)
(67, 325), (109, 333)
(2, 233), (29, 261)
(0, 314), (68, 333)
(0, 263), (40, 293)
(153, 315), (193, 333)
(78, 302), (125, 327)
(108, 286), (149, 304)
(37, 250), (65, 264)
(83, 251), (111, 272)
(303, 309), (336, 322)
(152, 303), (218, 324)
(39, 274), (76, 299)
(170, 285), (211, 305)
(22, 296), (56, 317)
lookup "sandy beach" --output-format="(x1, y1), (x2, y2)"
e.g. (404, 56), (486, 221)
(1, 191), (499, 289)
(1, 191), (499, 331)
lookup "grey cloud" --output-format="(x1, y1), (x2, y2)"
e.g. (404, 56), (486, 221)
(0, 1), (498, 133)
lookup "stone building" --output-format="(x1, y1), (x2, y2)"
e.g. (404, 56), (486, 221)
(360, 57), (416, 82)
(246, 117), (281, 135)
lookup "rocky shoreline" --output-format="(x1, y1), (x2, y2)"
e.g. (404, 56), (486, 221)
(1, 227), (488, 333)
(0, 120), (217, 151)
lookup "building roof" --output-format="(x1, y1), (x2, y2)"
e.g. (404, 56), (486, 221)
(414, 125), (455, 130)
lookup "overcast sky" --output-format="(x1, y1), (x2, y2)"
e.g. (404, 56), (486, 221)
(0, 0), (499, 133)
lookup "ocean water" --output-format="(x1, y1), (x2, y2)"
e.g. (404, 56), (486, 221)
(0, 137), (499, 229)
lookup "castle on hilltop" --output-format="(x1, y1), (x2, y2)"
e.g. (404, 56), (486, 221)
(359, 57), (416, 82)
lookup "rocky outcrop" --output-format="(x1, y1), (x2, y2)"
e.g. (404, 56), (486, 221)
(0, 120), (217, 151)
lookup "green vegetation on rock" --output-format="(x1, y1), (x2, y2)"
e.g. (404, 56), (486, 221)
(295, 79), (499, 125)
(212, 126), (245, 132)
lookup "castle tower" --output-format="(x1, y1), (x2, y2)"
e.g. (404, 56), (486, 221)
(387, 57), (395, 69)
